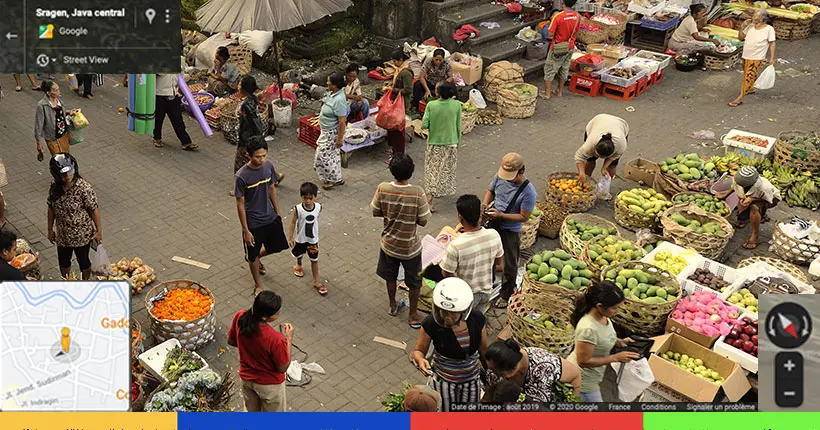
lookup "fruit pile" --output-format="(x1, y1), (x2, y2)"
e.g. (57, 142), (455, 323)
(565, 218), (618, 241)
(111, 257), (157, 295)
(726, 134), (769, 148)
(192, 94), (212, 105)
(661, 153), (718, 181)
(761, 164), (820, 210)
(587, 236), (646, 269)
(709, 152), (748, 176)
(687, 268), (730, 291)
(603, 267), (679, 304)
(659, 351), (725, 385)
(670, 291), (740, 338)
(527, 249), (593, 290)
(551, 177), (592, 194)
(723, 317), (758, 358)
(650, 250), (689, 275)
(524, 312), (574, 332)
(668, 212), (730, 235)
(672, 193), (730, 216)
(527, 206), (542, 221)
(725, 288), (758, 313)
(617, 188), (674, 217)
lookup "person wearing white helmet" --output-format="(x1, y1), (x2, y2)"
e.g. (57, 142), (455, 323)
(411, 277), (488, 411)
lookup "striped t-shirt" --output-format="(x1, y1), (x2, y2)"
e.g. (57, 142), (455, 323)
(371, 181), (430, 259)
(440, 228), (504, 295)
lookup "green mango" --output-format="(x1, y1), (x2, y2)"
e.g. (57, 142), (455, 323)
(559, 279), (576, 290)
(635, 271), (649, 284)
(656, 288), (668, 299)
(532, 255), (543, 265)
(572, 269), (580, 278)
(538, 263), (551, 278)
(589, 250), (599, 260)
(541, 250), (554, 261)
(646, 286), (658, 296)
(572, 277), (584, 289)
(561, 265), (574, 280)
(602, 252), (615, 263)
(618, 269), (634, 278)
(550, 267), (559, 276)
(579, 269), (593, 278)
(615, 275), (627, 286)
(690, 168), (702, 180)
(529, 272), (539, 279)
(678, 164), (690, 174)
(606, 269), (618, 279)
(527, 263), (539, 273)
(554, 250), (572, 261)
(541, 274), (559, 284)
(576, 261), (587, 270)
(627, 278), (639, 289)
(549, 257), (564, 270)
(679, 173), (693, 181)
(643, 297), (666, 304)
(684, 159), (702, 168)
(686, 153), (701, 161)
(629, 205), (645, 213)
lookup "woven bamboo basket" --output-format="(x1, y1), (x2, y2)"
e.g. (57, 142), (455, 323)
(770, 220), (820, 265)
(592, 13), (628, 39)
(703, 50), (740, 71)
(582, 239), (646, 282)
(577, 21), (610, 45)
(608, 32), (626, 45)
(614, 198), (663, 232)
(131, 319), (144, 363)
(773, 17), (812, 40)
(672, 191), (731, 217)
(546, 172), (598, 213)
(497, 83), (538, 119)
(145, 280), (216, 350)
(660, 204), (734, 261)
(521, 268), (585, 301)
(537, 200), (568, 239)
(462, 109), (478, 135)
(737, 256), (809, 283)
(773, 131), (820, 174)
(227, 45), (253, 76)
(219, 99), (241, 133)
(222, 102), (270, 145)
(559, 213), (619, 255)
(813, 15), (820, 33)
(508, 292), (576, 357)
(483, 61), (525, 103)
(601, 261), (682, 336)
(520, 212), (542, 250)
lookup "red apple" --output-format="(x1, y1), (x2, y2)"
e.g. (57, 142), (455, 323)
(740, 333), (750, 342)
(744, 325), (757, 336)
(751, 335), (758, 344)
(729, 329), (740, 339)
(742, 317), (753, 324)
(732, 339), (744, 349)
(742, 341), (754, 352)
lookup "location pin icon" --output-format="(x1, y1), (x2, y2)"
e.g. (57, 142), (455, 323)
(145, 8), (156, 24)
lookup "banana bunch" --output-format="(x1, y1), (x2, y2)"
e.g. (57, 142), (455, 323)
(710, 153), (750, 176)
(759, 164), (820, 209)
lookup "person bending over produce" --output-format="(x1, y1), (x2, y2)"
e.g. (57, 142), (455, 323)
(668, 4), (719, 55)
(575, 114), (629, 188)
(715, 166), (780, 249)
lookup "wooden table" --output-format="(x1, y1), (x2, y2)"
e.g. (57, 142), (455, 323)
(627, 21), (676, 52)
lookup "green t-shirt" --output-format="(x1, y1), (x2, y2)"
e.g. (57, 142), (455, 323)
(567, 314), (617, 393)
(421, 98), (462, 146)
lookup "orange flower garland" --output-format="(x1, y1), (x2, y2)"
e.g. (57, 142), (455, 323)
(150, 288), (212, 321)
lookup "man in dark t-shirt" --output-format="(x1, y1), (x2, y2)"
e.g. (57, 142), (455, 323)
(1, 229), (26, 282)
(235, 137), (289, 295)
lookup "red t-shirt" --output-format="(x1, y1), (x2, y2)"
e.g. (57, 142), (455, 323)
(548, 10), (581, 50)
(228, 310), (289, 385)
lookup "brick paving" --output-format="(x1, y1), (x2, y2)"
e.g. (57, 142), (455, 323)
(1, 40), (817, 411)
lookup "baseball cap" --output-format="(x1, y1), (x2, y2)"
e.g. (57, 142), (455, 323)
(403, 385), (441, 412)
(497, 153), (524, 181)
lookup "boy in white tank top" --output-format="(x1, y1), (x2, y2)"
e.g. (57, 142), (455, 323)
(288, 182), (326, 295)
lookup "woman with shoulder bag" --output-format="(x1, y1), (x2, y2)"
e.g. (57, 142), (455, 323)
(542, 0), (581, 99)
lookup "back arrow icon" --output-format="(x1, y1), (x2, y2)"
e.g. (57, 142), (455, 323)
(6, 32), (18, 40)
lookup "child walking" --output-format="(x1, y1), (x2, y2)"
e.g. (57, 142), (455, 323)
(288, 182), (327, 295)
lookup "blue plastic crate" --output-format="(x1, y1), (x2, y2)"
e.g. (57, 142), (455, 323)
(640, 15), (680, 31)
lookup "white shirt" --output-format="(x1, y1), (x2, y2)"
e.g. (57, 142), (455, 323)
(155, 74), (179, 97)
(575, 114), (629, 162)
(294, 202), (321, 244)
(742, 25), (775, 61)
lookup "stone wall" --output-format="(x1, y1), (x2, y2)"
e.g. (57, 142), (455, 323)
(368, 0), (423, 40)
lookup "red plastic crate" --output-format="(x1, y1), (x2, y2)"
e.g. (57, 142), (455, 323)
(602, 82), (638, 102)
(298, 114), (320, 148)
(636, 76), (649, 95)
(419, 100), (427, 115)
(650, 67), (665, 85)
(569, 73), (602, 97)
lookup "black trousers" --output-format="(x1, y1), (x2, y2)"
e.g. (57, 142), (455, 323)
(153, 95), (192, 145)
(76, 74), (93, 96)
(498, 228), (521, 301)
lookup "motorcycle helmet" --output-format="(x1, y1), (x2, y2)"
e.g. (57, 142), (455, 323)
(50, 153), (77, 181)
(432, 277), (474, 327)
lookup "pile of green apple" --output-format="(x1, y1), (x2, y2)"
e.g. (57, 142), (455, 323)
(660, 351), (725, 385)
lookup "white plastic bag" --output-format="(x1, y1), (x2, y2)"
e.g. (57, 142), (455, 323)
(597, 175), (612, 201)
(754, 65), (775, 90)
(611, 358), (655, 402)
(91, 244), (112, 276)
(469, 89), (487, 109)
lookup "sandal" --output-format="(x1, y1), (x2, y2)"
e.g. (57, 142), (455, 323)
(15, 86), (22, 92)
(334, 179), (345, 186)
(742, 240), (758, 250)
(493, 298), (509, 309)
(153, 139), (164, 148)
(259, 262), (266, 275)
(728, 100), (743, 107)
(408, 321), (422, 329)
(314, 284), (328, 296)
(388, 300), (407, 317)
(182, 142), (199, 151)
(293, 265), (304, 278)
(321, 182), (335, 190)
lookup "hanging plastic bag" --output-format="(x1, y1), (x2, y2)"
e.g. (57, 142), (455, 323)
(71, 109), (89, 129)
(597, 174), (612, 201)
(754, 65), (775, 90)
(469, 89), (487, 109)
(91, 244), (112, 276)
(375, 89), (406, 131)
(64, 74), (79, 92)
(611, 358), (655, 402)
(68, 128), (84, 145)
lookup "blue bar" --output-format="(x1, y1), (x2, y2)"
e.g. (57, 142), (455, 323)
(177, 412), (411, 430)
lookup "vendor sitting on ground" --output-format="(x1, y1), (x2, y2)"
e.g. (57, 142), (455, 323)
(715, 166), (781, 249)
(574, 114), (629, 190)
(207, 46), (241, 97)
(344, 63), (370, 122)
(668, 4), (720, 55)
(412, 49), (454, 112)
(0, 229), (26, 281)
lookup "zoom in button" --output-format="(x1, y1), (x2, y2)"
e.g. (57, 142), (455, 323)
(775, 352), (803, 408)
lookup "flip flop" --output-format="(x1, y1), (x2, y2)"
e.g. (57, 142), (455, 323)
(493, 298), (509, 309)
(335, 179), (345, 186)
(153, 139), (164, 148)
(321, 183), (335, 190)
(259, 262), (266, 275)
(314, 284), (328, 296)
(15, 86), (22, 92)
(388, 300), (407, 317)
(728, 101), (743, 107)
(742, 241), (758, 250)
(408, 322), (422, 329)
(293, 265), (304, 278)
(182, 143), (199, 151)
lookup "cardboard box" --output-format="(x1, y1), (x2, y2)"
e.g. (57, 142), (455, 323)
(624, 157), (659, 187)
(665, 318), (719, 349)
(649, 333), (751, 402)
(449, 53), (482, 86)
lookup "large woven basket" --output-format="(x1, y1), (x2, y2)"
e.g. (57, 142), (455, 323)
(462, 109), (478, 135)
(497, 83), (538, 119)
(577, 18), (610, 44)
(508, 292), (576, 357)
(737, 256), (809, 283)
(483, 61), (525, 103)
(672, 191), (731, 217)
(703, 50), (740, 71)
(773, 17), (812, 40)
(593, 13), (627, 39)
(521, 269), (584, 301)
(222, 102), (270, 145)
(773, 131), (820, 174)
(582, 239), (646, 282)
(16, 253), (40, 276)
(602, 261), (682, 337)
(659, 204), (734, 261)
(537, 200), (568, 239)
(145, 280), (216, 351)
(520, 212), (542, 250)
(227, 45), (253, 76)
(559, 213), (619, 255)
(614, 198), (662, 232)
(546, 172), (598, 213)
(770, 219), (820, 265)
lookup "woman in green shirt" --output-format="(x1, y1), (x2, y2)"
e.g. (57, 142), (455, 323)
(568, 281), (639, 402)
(421, 82), (461, 213)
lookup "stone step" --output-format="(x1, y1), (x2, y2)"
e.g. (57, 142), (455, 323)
(470, 38), (528, 65)
(440, 3), (507, 27)
(461, 15), (534, 48)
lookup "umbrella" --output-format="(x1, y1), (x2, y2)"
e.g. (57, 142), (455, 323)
(196, 0), (353, 98)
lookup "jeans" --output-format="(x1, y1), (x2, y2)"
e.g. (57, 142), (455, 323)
(347, 99), (370, 123)
(580, 391), (603, 402)
(497, 228), (521, 301)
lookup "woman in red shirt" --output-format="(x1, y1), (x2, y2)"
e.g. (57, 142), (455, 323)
(227, 291), (294, 412)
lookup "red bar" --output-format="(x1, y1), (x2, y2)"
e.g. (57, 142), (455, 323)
(411, 412), (643, 430)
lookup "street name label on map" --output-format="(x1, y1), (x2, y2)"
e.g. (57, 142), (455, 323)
(0, 281), (130, 411)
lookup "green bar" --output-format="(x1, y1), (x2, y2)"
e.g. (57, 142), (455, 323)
(644, 412), (820, 430)
(135, 74), (146, 135)
(145, 74), (156, 135)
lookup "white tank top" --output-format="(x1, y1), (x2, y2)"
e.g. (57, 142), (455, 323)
(295, 202), (320, 244)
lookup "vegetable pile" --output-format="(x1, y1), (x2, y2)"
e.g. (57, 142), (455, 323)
(675, 55), (699, 66)
(607, 66), (643, 80)
(566, 219), (618, 241)
(661, 153), (718, 181)
(512, 84), (536, 97)
(162, 345), (206, 382)
(723, 317), (758, 357)
(150, 288), (213, 321)
(617, 187), (674, 217)
(462, 101), (477, 113)
(553, 380), (581, 402)
(603, 266), (679, 304)
(672, 194), (730, 216)
(659, 350), (725, 385)
(526, 249), (593, 290)
(670, 291), (740, 338)
(146, 368), (229, 412)
(381, 382), (411, 412)
(110, 257), (156, 295)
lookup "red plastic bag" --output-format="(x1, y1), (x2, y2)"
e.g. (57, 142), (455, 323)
(422, 37), (440, 47)
(368, 70), (390, 81)
(259, 84), (297, 107)
(506, 3), (523, 13)
(375, 89), (406, 131)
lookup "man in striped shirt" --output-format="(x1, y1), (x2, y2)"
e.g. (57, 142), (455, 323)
(371, 154), (431, 328)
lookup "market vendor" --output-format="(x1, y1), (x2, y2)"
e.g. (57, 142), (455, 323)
(344, 63), (370, 122)
(207, 46), (241, 97)
(574, 114), (629, 188)
(0, 229), (26, 281)
(715, 166), (781, 249)
(412, 49), (454, 112)
(668, 4), (720, 55)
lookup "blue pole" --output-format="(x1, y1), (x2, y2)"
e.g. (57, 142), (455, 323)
(128, 74), (136, 131)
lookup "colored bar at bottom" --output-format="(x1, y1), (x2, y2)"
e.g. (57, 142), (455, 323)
(177, 412), (411, 430)
(644, 412), (820, 430)
(0, 412), (177, 429)
(411, 412), (643, 430)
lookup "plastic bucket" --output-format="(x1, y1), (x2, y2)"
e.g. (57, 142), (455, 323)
(358, 66), (369, 85)
(710, 173), (739, 212)
(272, 101), (292, 128)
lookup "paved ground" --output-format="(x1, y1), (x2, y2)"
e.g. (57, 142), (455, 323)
(1, 38), (818, 411)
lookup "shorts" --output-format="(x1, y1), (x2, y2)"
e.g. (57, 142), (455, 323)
(543, 50), (573, 82)
(377, 249), (422, 289)
(291, 242), (319, 261)
(244, 217), (289, 262)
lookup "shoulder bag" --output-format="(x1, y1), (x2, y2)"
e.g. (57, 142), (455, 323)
(551, 13), (581, 55)
(486, 179), (530, 231)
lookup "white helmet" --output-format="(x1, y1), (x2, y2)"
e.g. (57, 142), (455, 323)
(433, 278), (474, 326)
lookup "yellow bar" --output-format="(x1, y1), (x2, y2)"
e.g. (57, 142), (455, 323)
(0, 412), (177, 430)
